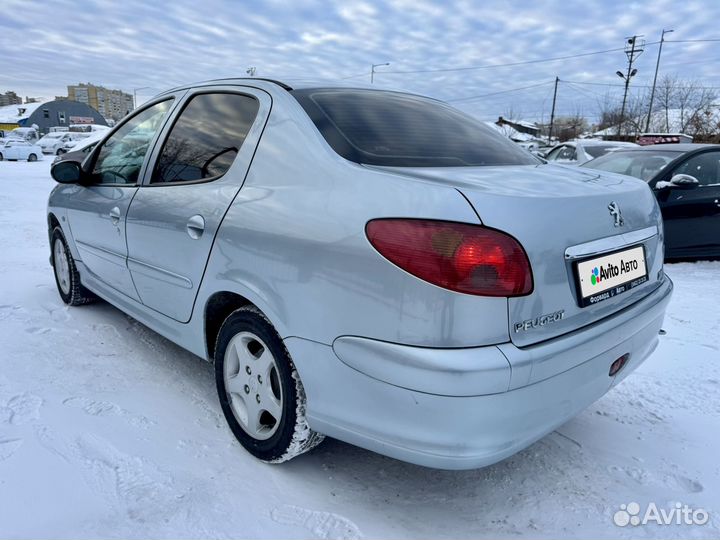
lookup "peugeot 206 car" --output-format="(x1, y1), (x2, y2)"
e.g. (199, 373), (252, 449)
(47, 79), (672, 469)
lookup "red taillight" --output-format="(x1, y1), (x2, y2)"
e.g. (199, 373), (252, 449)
(366, 219), (533, 296)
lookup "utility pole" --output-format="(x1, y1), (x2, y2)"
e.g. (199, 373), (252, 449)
(617, 35), (644, 136)
(371, 62), (390, 84)
(645, 28), (674, 132)
(547, 76), (559, 143)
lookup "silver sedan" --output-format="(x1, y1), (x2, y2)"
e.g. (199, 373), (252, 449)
(47, 79), (672, 469)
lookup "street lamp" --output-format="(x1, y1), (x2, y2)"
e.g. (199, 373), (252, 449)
(371, 62), (390, 84)
(133, 86), (150, 110)
(645, 28), (674, 132)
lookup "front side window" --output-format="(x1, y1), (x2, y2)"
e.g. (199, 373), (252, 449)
(672, 151), (720, 186)
(545, 146), (564, 160)
(556, 146), (577, 161)
(91, 100), (173, 185)
(292, 88), (538, 167)
(151, 93), (259, 184)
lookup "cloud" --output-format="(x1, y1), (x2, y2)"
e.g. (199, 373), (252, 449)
(1, 0), (718, 122)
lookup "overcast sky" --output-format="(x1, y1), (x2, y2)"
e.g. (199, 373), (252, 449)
(2, 0), (719, 123)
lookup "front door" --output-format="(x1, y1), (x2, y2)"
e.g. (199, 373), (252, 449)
(65, 99), (175, 300)
(125, 87), (270, 322)
(653, 149), (720, 258)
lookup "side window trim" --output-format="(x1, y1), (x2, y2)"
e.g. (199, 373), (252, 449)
(83, 92), (186, 187)
(138, 85), (272, 188)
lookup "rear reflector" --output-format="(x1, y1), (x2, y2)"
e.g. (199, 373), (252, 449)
(609, 353), (630, 376)
(366, 219), (533, 296)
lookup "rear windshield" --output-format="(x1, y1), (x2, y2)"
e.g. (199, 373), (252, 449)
(584, 144), (625, 158)
(292, 88), (538, 167)
(582, 150), (683, 181)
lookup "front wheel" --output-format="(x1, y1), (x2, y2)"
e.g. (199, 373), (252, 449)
(215, 306), (324, 463)
(28, 153), (37, 162)
(51, 227), (97, 306)
(0, 152), (4, 160)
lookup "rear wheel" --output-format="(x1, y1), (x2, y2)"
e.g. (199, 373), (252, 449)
(215, 306), (324, 463)
(51, 227), (97, 306)
(28, 153), (37, 162)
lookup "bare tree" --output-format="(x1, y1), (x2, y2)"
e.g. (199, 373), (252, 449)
(647, 75), (717, 135)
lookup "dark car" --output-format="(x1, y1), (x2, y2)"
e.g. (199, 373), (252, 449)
(582, 144), (720, 260)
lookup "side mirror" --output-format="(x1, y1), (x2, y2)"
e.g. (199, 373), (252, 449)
(670, 174), (700, 188)
(51, 160), (83, 184)
(655, 174), (700, 190)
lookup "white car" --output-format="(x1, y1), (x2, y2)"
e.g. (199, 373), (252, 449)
(38, 132), (80, 155)
(7, 127), (39, 144)
(0, 139), (43, 161)
(544, 140), (638, 166)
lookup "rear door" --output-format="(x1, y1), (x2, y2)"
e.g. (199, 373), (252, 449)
(125, 86), (270, 322)
(652, 149), (720, 257)
(64, 99), (176, 300)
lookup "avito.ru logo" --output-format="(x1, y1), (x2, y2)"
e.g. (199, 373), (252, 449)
(590, 259), (639, 286)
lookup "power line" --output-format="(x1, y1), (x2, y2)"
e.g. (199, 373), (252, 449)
(368, 44), (660, 76)
(562, 79), (720, 89)
(446, 80), (554, 103)
(337, 37), (720, 81)
(665, 38), (720, 43)
(339, 71), (370, 80)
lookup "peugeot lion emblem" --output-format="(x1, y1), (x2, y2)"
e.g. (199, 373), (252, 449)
(608, 201), (624, 227)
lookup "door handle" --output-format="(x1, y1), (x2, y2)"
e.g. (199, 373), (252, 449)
(186, 215), (205, 239)
(109, 207), (121, 226)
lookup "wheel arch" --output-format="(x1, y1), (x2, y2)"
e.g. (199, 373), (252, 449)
(47, 212), (62, 245)
(204, 290), (271, 361)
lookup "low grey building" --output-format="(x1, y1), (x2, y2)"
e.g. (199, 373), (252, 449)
(20, 99), (107, 135)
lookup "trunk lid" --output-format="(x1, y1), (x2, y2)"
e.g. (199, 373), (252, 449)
(372, 164), (665, 347)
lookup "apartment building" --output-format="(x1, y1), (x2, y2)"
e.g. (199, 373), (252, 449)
(67, 83), (133, 121)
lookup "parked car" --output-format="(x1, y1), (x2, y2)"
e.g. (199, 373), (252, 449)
(47, 79), (672, 469)
(582, 143), (720, 260)
(544, 140), (638, 165)
(6, 127), (39, 144)
(38, 132), (80, 155)
(0, 139), (43, 161)
(52, 130), (109, 164)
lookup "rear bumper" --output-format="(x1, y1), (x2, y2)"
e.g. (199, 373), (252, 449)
(286, 276), (673, 470)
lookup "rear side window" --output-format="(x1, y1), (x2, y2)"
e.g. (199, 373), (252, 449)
(151, 93), (259, 184)
(292, 88), (538, 167)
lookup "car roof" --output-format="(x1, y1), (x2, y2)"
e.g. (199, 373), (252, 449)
(612, 143), (717, 152)
(157, 77), (437, 101)
(578, 140), (636, 146)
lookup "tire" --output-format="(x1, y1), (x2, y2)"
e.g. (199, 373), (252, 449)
(215, 306), (324, 463)
(0, 153), (4, 161)
(28, 153), (37, 162)
(51, 227), (97, 306)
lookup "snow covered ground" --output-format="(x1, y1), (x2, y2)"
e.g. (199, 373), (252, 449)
(0, 159), (718, 539)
